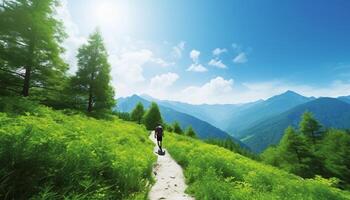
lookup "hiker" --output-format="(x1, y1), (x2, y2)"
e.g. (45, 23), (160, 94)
(154, 123), (164, 152)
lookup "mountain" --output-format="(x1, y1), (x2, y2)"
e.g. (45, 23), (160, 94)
(225, 90), (314, 138)
(241, 97), (350, 152)
(116, 95), (243, 142)
(140, 94), (246, 129)
(338, 95), (350, 104)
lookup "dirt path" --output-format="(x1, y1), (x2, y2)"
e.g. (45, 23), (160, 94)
(148, 132), (194, 200)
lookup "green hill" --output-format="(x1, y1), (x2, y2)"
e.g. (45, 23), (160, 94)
(165, 133), (350, 200)
(1, 97), (350, 200)
(242, 97), (350, 152)
(0, 97), (156, 199)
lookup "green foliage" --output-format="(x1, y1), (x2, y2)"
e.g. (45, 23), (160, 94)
(114, 111), (132, 121)
(0, 97), (156, 199)
(317, 129), (350, 189)
(131, 102), (145, 124)
(262, 113), (350, 189)
(185, 126), (196, 138)
(206, 138), (257, 160)
(71, 30), (115, 114)
(173, 121), (183, 134)
(0, 0), (67, 97)
(299, 111), (322, 144)
(165, 133), (350, 200)
(262, 126), (320, 178)
(165, 123), (174, 132)
(143, 102), (162, 130)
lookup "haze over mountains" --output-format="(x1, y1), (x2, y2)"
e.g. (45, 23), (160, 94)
(117, 91), (350, 152)
(116, 95), (244, 145)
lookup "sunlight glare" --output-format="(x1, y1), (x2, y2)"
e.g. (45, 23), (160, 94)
(92, 1), (128, 30)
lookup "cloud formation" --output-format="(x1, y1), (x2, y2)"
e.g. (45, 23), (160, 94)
(55, 0), (86, 74)
(233, 52), (248, 64)
(150, 72), (179, 89)
(179, 76), (234, 104)
(212, 48), (227, 56)
(187, 49), (208, 72)
(187, 64), (208, 72)
(208, 59), (227, 69)
(172, 41), (186, 59)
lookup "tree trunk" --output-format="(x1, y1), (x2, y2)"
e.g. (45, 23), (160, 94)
(87, 85), (93, 112)
(22, 66), (31, 97)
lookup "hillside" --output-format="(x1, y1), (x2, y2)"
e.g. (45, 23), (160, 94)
(338, 95), (350, 104)
(242, 97), (350, 152)
(0, 97), (156, 199)
(226, 90), (313, 138)
(165, 133), (350, 200)
(117, 95), (239, 141)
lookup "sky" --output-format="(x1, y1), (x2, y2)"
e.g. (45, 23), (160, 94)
(57, 0), (350, 104)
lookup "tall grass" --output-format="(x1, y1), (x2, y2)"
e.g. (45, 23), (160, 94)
(166, 133), (350, 200)
(0, 97), (156, 199)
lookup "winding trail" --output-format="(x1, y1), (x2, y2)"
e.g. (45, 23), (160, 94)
(148, 132), (194, 200)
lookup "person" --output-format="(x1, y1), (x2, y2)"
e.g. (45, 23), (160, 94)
(154, 123), (164, 152)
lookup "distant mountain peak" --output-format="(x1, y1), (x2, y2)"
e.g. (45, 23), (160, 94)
(266, 90), (307, 103)
(282, 90), (302, 96)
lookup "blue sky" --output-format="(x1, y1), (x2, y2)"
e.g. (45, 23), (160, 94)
(57, 0), (350, 104)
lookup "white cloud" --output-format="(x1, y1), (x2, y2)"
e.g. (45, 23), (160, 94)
(187, 64), (208, 72)
(111, 49), (152, 84)
(190, 49), (200, 63)
(150, 72), (179, 89)
(150, 57), (175, 67)
(179, 77), (234, 104)
(233, 52), (248, 64)
(110, 48), (174, 97)
(208, 58), (227, 69)
(212, 48), (227, 56)
(55, 0), (86, 74)
(172, 41), (186, 59)
(187, 49), (208, 72)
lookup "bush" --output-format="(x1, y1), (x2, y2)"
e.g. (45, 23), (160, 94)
(165, 134), (350, 200)
(0, 97), (156, 199)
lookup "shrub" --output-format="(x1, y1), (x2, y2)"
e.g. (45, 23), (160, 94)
(165, 134), (350, 200)
(0, 97), (156, 199)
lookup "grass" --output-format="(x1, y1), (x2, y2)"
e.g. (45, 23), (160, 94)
(0, 97), (156, 199)
(165, 133), (350, 200)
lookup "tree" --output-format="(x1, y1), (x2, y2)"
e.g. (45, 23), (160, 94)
(299, 111), (321, 144)
(131, 102), (144, 124)
(72, 30), (115, 113)
(318, 129), (350, 188)
(173, 121), (183, 134)
(263, 126), (318, 178)
(0, 0), (67, 97)
(185, 126), (196, 138)
(143, 102), (162, 130)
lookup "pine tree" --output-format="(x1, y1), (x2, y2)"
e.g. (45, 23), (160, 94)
(143, 102), (162, 130)
(173, 121), (183, 134)
(0, 0), (67, 97)
(131, 102), (145, 124)
(299, 111), (321, 144)
(72, 30), (115, 113)
(278, 126), (317, 177)
(185, 126), (196, 138)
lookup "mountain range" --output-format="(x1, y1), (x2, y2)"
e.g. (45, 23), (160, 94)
(117, 91), (350, 153)
(116, 95), (246, 147)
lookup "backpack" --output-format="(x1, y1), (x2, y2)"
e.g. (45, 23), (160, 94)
(156, 126), (163, 138)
